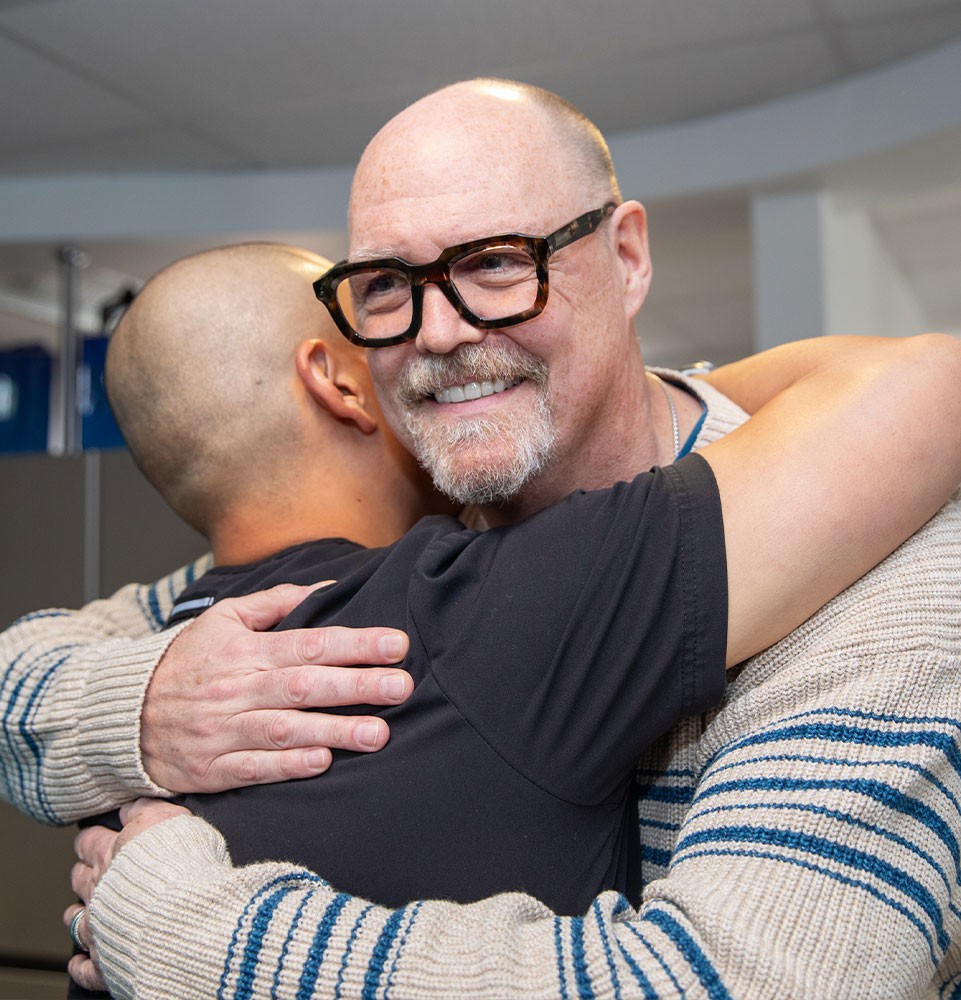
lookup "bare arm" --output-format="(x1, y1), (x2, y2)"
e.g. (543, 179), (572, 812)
(699, 335), (873, 415)
(698, 333), (961, 665)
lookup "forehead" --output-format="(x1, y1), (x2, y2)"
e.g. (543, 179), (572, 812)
(348, 99), (582, 261)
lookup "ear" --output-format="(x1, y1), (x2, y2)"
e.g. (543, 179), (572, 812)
(611, 200), (652, 320)
(295, 339), (378, 435)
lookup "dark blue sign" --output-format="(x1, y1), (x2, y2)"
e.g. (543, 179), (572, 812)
(0, 346), (51, 454)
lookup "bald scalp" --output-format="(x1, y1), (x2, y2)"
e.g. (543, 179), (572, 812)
(106, 243), (332, 536)
(465, 78), (620, 202)
(356, 78), (620, 222)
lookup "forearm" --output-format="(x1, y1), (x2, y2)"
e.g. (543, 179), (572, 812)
(701, 333), (954, 415)
(0, 562), (208, 823)
(706, 333), (961, 665)
(88, 814), (735, 1000)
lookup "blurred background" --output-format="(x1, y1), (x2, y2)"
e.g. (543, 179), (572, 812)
(2, 1), (960, 995)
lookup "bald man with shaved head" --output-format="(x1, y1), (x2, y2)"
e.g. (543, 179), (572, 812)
(4, 79), (961, 998)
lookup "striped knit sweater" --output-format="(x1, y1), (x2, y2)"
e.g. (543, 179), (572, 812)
(3, 377), (960, 997)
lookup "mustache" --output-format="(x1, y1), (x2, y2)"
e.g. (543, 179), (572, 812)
(397, 342), (548, 406)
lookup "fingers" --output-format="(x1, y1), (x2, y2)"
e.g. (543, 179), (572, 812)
(220, 587), (410, 667)
(73, 825), (116, 870)
(246, 663), (414, 709)
(253, 623), (410, 669)
(198, 715), (391, 787)
(71, 858), (98, 904)
(68, 953), (108, 994)
(64, 903), (88, 945)
(119, 797), (191, 826)
(64, 904), (105, 992)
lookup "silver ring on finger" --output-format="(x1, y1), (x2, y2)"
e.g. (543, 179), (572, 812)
(69, 908), (90, 954)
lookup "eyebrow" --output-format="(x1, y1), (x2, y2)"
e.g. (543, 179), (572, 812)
(347, 245), (410, 264)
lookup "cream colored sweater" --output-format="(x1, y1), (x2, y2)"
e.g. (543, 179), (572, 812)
(3, 379), (960, 997)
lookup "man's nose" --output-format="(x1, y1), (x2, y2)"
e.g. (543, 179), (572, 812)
(414, 284), (487, 355)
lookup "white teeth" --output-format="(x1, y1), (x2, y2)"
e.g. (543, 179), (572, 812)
(433, 378), (519, 404)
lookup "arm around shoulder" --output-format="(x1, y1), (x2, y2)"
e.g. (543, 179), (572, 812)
(703, 332), (961, 666)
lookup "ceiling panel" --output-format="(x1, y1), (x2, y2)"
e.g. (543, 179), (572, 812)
(0, 32), (149, 157)
(536, 28), (838, 136)
(828, 0), (959, 19)
(842, 10), (961, 68)
(0, 122), (249, 175)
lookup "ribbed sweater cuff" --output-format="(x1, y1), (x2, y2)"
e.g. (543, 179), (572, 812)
(75, 623), (190, 804)
(90, 815), (231, 999)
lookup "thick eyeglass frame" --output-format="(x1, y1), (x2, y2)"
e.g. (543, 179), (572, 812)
(314, 201), (618, 348)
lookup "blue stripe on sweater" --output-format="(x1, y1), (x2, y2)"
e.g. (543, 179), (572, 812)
(692, 798), (958, 904)
(218, 873), (322, 1000)
(636, 908), (730, 998)
(569, 917), (594, 999)
(1, 647), (67, 823)
(707, 751), (961, 826)
(274, 888), (317, 998)
(591, 898), (622, 998)
(334, 904), (373, 999)
(679, 823), (947, 948)
(677, 843), (942, 964)
(234, 886), (291, 1000)
(694, 776), (960, 882)
(712, 718), (961, 777)
(384, 900), (421, 997)
(362, 906), (406, 1000)
(620, 919), (682, 995)
(296, 892), (349, 999)
(555, 917), (570, 1000)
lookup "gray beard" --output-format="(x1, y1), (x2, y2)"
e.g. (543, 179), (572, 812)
(397, 343), (556, 506)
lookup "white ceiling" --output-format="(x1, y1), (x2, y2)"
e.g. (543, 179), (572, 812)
(1, 0), (960, 366)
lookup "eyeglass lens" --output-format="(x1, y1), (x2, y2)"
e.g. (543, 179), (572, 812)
(335, 244), (540, 342)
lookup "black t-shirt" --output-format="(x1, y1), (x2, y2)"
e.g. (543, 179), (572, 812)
(172, 454), (727, 915)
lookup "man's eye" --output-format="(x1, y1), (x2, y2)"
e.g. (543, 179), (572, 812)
(458, 249), (534, 283)
(352, 270), (408, 308)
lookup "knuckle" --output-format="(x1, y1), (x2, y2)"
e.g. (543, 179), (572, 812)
(324, 717), (347, 748)
(279, 668), (314, 707)
(192, 713), (227, 742)
(232, 752), (265, 784)
(298, 627), (337, 664)
(205, 675), (243, 704)
(264, 711), (296, 749)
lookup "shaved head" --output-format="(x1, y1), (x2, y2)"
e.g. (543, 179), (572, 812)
(106, 243), (339, 535)
(351, 78), (619, 250)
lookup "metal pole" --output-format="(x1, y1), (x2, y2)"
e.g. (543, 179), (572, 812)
(83, 449), (102, 602)
(52, 244), (89, 455)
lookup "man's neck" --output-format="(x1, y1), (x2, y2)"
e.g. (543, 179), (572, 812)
(210, 483), (442, 566)
(475, 369), (702, 529)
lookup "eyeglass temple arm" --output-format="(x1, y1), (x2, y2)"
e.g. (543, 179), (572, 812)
(546, 202), (617, 254)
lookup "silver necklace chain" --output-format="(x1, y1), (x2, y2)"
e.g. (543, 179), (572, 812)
(647, 372), (679, 461)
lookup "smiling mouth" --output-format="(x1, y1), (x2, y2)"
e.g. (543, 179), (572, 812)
(432, 377), (522, 404)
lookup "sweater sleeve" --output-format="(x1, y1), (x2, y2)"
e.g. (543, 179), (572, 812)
(90, 494), (961, 999)
(0, 558), (210, 824)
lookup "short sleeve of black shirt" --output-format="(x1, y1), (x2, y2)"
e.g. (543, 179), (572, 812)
(408, 451), (727, 805)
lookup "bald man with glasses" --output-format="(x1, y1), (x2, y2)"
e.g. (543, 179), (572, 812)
(4, 79), (961, 998)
